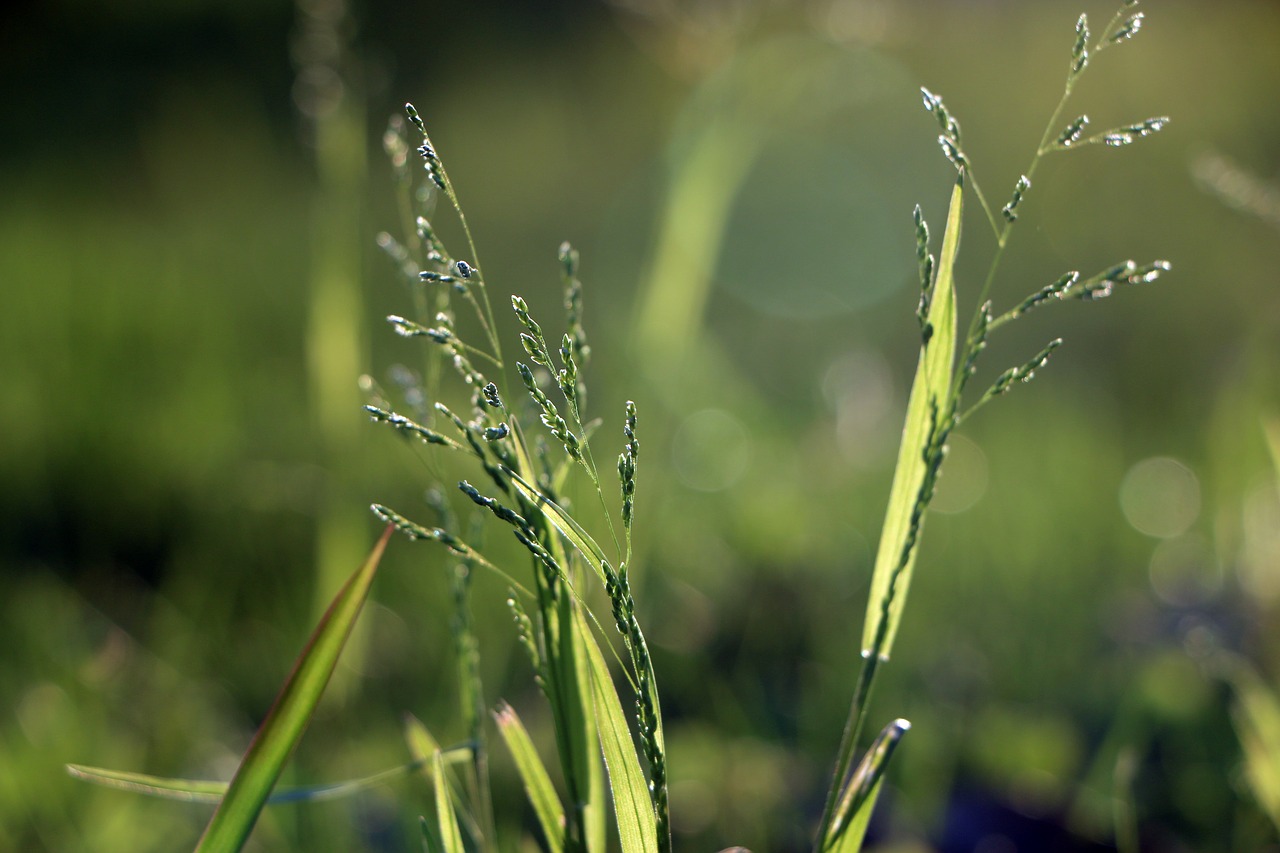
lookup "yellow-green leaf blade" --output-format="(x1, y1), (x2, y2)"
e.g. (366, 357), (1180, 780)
(1224, 655), (1280, 833)
(193, 525), (393, 853)
(508, 468), (611, 586)
(861, 176), (962, 659)
(67, 765), (230, 804)
(494, 702), (566, 853)
(826, 719), (910, 853)
(579, 612), (659, 853)
(433, 751), (467, 853)
(68, 759), (429, 806)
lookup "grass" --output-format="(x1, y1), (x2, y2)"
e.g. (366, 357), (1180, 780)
(61, 2), (1280, 851)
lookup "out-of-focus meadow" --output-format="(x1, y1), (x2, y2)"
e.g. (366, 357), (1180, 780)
(3, 0), (1280, 850)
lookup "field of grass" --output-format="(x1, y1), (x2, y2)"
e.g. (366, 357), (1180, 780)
(3, 1), (1280, 851)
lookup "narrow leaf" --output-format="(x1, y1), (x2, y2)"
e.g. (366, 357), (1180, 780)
(861, 176), (962, 659)
(67, 759), (432, 806)
(494, 703), (566, 853)
(561, 588), (607, 853)
(193, 525), (393, 853)
(404, 714), (445, 766)
(826, 719), (911, 853)
(580, 611), (659, 853)
(508, 467), (612, 585)
(1224, 656), (1280, 834)
(434, 751), (467, 853)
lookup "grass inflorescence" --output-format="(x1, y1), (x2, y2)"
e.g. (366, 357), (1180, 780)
(65, 4), (1169, 852)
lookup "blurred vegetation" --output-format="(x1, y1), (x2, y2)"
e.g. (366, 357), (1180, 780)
(3, 0), (1280, 851)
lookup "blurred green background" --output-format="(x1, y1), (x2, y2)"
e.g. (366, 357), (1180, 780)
(3, 0), (1280, 850)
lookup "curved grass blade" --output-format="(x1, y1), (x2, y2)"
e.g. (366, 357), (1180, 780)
(494, 702), (566, 853)
(826, 719), (910, 853)
(861, 176), (963, 660)
(579, 610), (660, 853)
(67, 759), (435, 805)
(193, 525), (394, 853)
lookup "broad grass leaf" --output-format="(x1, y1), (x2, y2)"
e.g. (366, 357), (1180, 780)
(861, 176), (962, 659)
(494, 702), (566, 853)
(579, 610), (659, 853)
(192, 525), (393, 853)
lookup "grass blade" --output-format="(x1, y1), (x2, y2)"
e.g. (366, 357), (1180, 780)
(494, 702), (566, 853)
(559, 585), (607, 853)
(193, 525), (394, 853)
(826, 719), (910, 853)
(433, 751), (467, 853)
(404, 713), (445, 766)
(67, 766), (233, 803)
(1224, 655), (1280, 834)
(507, 467), (612, 585)
(579, 610), (659, 853)
(861, 176), (962, 660)
(67, 759), (433, 805)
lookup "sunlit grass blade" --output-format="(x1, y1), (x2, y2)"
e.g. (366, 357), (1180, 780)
(432, 751), (467, 853)
(579, 610), (659, 853)
(561, 588), (607, 853)
(494, 702), (566, 853)
(192, 525), (393, 853)
(1264, 417), (1280, 480)
(404, 713), (446, 765)
(67, 759), (433, 805)
(1223, 655), (1280, 834)
(861, 175), (962, 660)
(826, 719), (910, 853)
(507, 466), (612, 585)
(66, 766), (232, 804)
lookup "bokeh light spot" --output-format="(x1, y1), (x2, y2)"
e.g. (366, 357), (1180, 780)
(1119, 456), (1200, 538)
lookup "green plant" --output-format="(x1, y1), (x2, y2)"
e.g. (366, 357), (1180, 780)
(68, 2), (1169, 850)
(817, 3), (1168, 848)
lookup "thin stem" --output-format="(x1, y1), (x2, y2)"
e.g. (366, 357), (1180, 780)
(949, 63), (1080, 406)
(437, 168), (503, 365)
(966, 172), (1002, 241)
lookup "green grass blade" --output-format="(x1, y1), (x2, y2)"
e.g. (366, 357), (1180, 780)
(826, 719), (910, 853)
(559, 586), (607, 853)
(1224, 656), (1280, 834)
(192, 525), (394, 853)
(579, 610), (659, 853)
(421, 816), (445, 853)
(404, 713), (445, 766)
(494, 702), (566, 853)
(67, 766), (232, 803)
(860, 176), (962, 660)
(67, 759), (432, 805)
(433, 751), (467, 853)
(507, 467), (612, 585)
